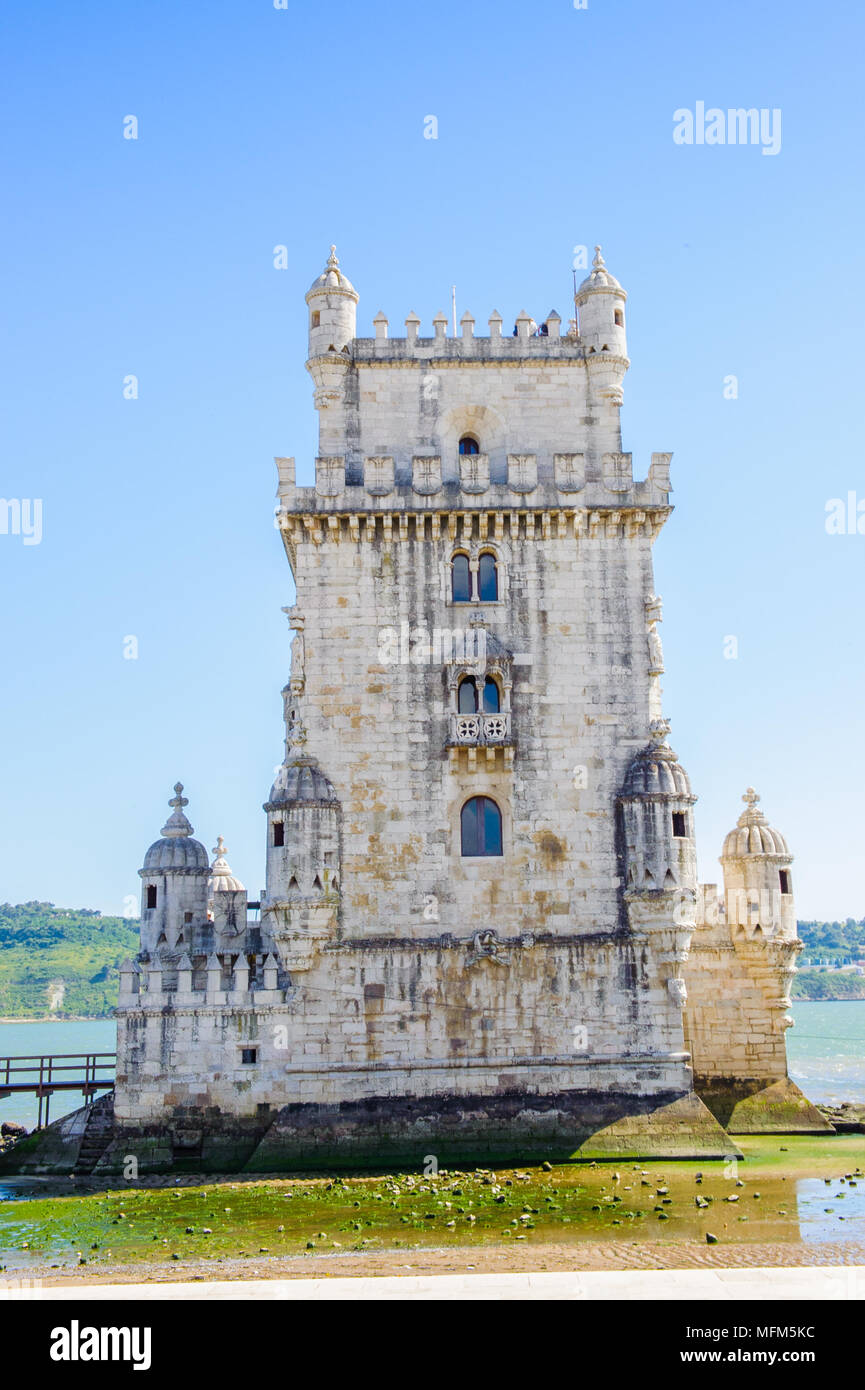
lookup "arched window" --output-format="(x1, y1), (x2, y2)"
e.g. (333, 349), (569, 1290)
(451, 552), (471, 602)
(482, 676), (500, 713)
(458, 677), (478, 713)
(478, 551), (498, 602)
(461, 796), (503, 857)
(459, 435), (480, 456)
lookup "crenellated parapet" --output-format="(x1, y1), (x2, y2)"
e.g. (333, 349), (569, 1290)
(277, 450), (672, 510)
(118, 950), (288, 1011)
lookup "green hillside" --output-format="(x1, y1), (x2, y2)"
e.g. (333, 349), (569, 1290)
(791, 968), (865, 1001)
(0, 902), (139, 1019)
(0, 904), (862, 1018)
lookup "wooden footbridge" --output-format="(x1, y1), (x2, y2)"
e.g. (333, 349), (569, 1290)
(0, 1053), (116, 1129)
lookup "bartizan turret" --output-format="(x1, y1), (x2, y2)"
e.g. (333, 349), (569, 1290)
(575, 245), (629, 455)
(618, 719), (698, 1023)
(305, 245), (358, 455)
(208, 835), (248, 943)
(261, 707), (341, 974)
(138, 783), (210, 954)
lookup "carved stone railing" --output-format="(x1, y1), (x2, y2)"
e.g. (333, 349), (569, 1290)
(450, 711), (512, 745)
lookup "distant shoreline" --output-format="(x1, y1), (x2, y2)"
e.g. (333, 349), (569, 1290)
(0, 1016), (113, 1025)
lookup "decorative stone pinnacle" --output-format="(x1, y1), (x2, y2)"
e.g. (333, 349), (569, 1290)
(743, 787), (760, 807)
(327, 245), (338, 268)
(161, 782), (194, 838)
(212, 835), (227, 861)
(593, 245), (605, 268)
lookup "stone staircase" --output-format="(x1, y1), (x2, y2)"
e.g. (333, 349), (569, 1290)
(72, 1092), (115, 1175)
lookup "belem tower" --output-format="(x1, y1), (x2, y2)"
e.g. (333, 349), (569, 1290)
(23, 247), (831, 1173)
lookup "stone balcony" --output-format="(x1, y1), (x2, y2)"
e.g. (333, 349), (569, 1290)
(449, 711), (512, 747)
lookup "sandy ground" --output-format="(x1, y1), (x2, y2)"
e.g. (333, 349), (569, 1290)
(36, 1237), (865, 1287)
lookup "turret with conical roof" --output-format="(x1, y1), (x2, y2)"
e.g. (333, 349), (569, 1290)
(139, 783), (211, 954)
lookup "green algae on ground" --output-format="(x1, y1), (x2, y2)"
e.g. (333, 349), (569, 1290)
(1, 1135), (863, 1275)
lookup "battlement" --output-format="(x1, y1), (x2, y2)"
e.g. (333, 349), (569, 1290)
(275, 452), (673, 520)
(349, 309), (580, 355)
(117, 953), (289, 1010)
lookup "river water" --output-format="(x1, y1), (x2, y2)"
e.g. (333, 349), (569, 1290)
(0, 1001), (863, 1133)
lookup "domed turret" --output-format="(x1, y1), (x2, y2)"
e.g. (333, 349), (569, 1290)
(267, 759), (340, 808)
(618, 720), (697, 899)
(262, 708), (341, 971)
(139, 784), (211, 953)
(208, 834), (247, 936)
(575, 245), (627, 356)
(720, 788), (795, 936)
(306, 245), (358, 361)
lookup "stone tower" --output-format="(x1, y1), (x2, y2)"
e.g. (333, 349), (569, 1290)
(100, 248), (819, 1174)
(260, 245), (735, 1161)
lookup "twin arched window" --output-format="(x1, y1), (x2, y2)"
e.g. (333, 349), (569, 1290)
(458, 676), (500, 713)
(451, 551), (499, 603)
(461, 795), (503, 856)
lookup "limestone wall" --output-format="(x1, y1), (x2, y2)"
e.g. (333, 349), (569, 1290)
(115, 932), (693, 1124)
(280, 504), (666, 945)
(683, 917), (794, 1084)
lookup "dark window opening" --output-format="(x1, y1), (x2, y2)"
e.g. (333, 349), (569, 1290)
(482, 676), (500, 713)
(458, 677), (478, 713)
(779, 869), (791, 895)
(146, 885), (157, 909)
(461, 796), (503, 857)
(452, 553), (471, 602)
(311, 311), (320, 328)
(672, 811), (687, 838)
(459, 435), (480, 455)
(241, 1048), (258, 1066)
(614, 309), (624, 327)
(184, 911), (193, 923)
(478, 551), (498, 602)
(273, 821), (285, 847)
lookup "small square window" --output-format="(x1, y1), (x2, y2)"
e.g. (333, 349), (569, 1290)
(184, 911), (193, 923)
(241, 1048), (258, 1066)
(672, 812), (687, 838)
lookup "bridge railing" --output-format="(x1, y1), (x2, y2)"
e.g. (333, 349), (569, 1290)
(0, 1053), (116, 1129)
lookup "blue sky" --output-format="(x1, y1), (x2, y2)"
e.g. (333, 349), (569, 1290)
(0, 0), (862, 919)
